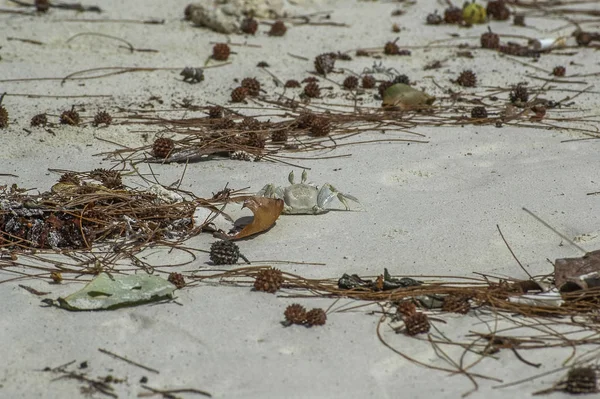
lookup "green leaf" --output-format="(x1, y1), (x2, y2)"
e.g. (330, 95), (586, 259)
(57, 273), (176, 311)
(382, 83), (436, 110)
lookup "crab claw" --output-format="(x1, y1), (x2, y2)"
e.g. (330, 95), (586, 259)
(317, 184), (361, 211)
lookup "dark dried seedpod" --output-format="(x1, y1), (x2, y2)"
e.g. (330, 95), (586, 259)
(245, 132), (266, 148)
(93, 111), (112, 127)
(253, 268), (284, 293)
(284, 304), (307, 325)
(91, 168), (122, 189)
(35, 0), (49, 12)
(152, 137), (175, 158)
(210, 240), (240, 265)
(404, 312), (431, 336)
(442, 295), (471, 314)
(305, 308), (327, 327)
(513, 14), (525, 26)
(552, 66), (566, 77)
(481, 28), (500, 49)
(310, 117), (331, 137)
(509, 83), (529, 104)
(455, 69), (477, 87)
(0, 100), (8, 129)
(334, 52), (352, 61)
(314, 53), (336, 76)
(268, 20), (287, 36)
(566, 367), (597, 394)
(271, 129), (288, 142)
(208, 106), (223, 119)
(303, 82), (321, 98)
(356, 49), (370, 57)
(241, 77), (261, 96)
(214, 117), (235, 130)
(426, 11), (443, 25)
(31, 113), (48, 127)
(239, 117), (261, 131)
(486, 0), (510, 20)
(212, 43), (230, 61)
(384, 39), (400, 55)
(342, 76), (359, 90)
(396, 301), (417, 317)
(444, 6), (463, 24)
(60, 108), (80, 126)
(362, 75), (376, 89)
(257, 61), (270, 67)
(168, 272), (185, 289)
(470, 106), (488, 119)
(180, 67), (204, 83)
(58, 172), (81, 185)
(393, 74), (410, 85)
(284, 79), (301, 88)
(231, 86), (248, 103)
(240, 17), (258, 35)
(302, 77), (318, 84)
(296, 112), (316, 129)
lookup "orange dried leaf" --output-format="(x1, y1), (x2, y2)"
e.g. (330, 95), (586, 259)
(227, 196), (284, 240)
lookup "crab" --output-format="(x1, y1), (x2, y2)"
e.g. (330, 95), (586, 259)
(257, 170), (361, 215)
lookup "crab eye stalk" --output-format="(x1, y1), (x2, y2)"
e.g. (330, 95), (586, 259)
(288, 171), (295, 185)
(301, 170), (308, 184)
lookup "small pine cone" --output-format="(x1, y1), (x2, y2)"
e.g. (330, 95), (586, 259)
(153, 137), (175, 158)
(271, 129), (288, 142)
(30, 113), (48, 127)
(239, 117), (261, 131)
(314, 53), (336, 76)
(575, 31), (593, 46)
(566, 367), (597, 394)
(284, 304), (307, 325)
(509, 83), (529, 104)
(487, 0), (510, 20)
(230, 150), (252, 161)
(91, 169), (122, 189)
(212, 43), (230, 61)
(404, 312), (431, 336)
(168, 272), (185, 289)
(35, 0), (49, 12)
(60, 109), (80, 126)
(210, 240), (240, 265)
(296, 112), (316, 129)
(384, 40), (400, 55)
(305, 308), (327, 327)
(343, 76), (359, 90)
(58, 172), (81, 185)
(268, 20), (287, 36)
(0, 106), (8, 129)
(470, 106), (488, 119)
(303, 82), (321, 98)
(378, 81), (394, 97)
(208, 106), (223, 119)
(481, 30), (500, 49)
(513, 14), (525, 26)
(215, 117), (236, 130)
(93, 111), (112, 127)
(552, 66), (566, 77)
(241, 77), (261, 96)
(444, 6), (463, 24)
(284, 79), (301, 88)
(456, 70), (477, 87)
(245, 132), (266, 149)
(426, 11), (443, 25)
(393, 74), (410, 85)
(310, 117), (331, 137)
(362, 75), (376, 89)
(231, 87), (248, 103)
(396, 301), (417, 317)
(240, 17), (258, 35)
(442, 295), (471, 314)
(253, 268), (284, 293)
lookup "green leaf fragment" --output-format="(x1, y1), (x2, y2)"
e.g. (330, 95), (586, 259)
(57, 273), (176, 311)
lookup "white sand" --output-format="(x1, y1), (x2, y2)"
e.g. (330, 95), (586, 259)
(1, 0), (599, 397)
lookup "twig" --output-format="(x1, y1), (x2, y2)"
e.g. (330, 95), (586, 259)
(496, 224), (533, 279)
(98, 348), (160, 374)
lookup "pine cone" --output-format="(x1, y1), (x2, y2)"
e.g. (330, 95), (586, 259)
(310, 117), (331, 137)
(314, 53), (335, 76)
(566, 367), (597, 394)
(30, 113), (48, 127)
(442, 295), (471, 314)
(212, 43), (230, 61)
(444, 6), (463, 24)
(245, 132), (266, 149)
(271, 130), (288, 142)
(0, 106), (8, 129)
(59, 172), (81, 185)
(456, 70), (477, 87)
(215, 117), (236, 130)
(284, 80), (301, 88)
(384, 40), (400, 55)
(481, 30), (500, 49)
(239, 117), (261, 131)
(393, 74), (410, 85)
(210, 240), (240, 265)
(241, 77), (261, 96)
(552, 66), (566, 77)
(404, 312), (430, 336)
(152, 137), (175, 158)
(396, 301), (417, 317)
(60, 109), (80, 126)
(343, 76), (359, 90)
(230, 150), (252, 161)
(35, 0), (49, 12)
(513, 14), (525, 26)
(305, 308), (327, 326)
(296, 112), (316, 129)
(284, 304), (307, 325)
(253, 268), (283, 293)
(268, 21), (287, 36)
(362, 75), (376, 89)
(303, 82), (321, 98)
(208, 106), (223, 119)
(509, 83), (529, 104)
(470, 106), (488, 119)
(231, 86), (248, 103)
(168, 272), (186, 289)
(93, 111), (112, 127)
(241, 17), (258, 35)
(426, 11), (443, 25)
(91, 169), (122, 189)
(486, 0), (510, 20)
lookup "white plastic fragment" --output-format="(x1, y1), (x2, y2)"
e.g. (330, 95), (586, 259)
(146, 184), (183, 204)
(508, 289), (564, 307)
(529, 37), (566, 50)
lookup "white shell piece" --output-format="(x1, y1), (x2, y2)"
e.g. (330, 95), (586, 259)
(146, 184), (183, 204)
(508, 289), (564, 307)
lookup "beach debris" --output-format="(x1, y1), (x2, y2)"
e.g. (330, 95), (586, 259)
(212, 43), (231, 61)
(268, 20), (287, 36)
(314, 53), (336, 75)
(552, 66), (566, 77)
(241, 17), (258, 35)
(338, 268), (421, 291)
(381, 83), (436, 110)
(152, 137), (175, 158)
(187, 0), (283, 34)
(30, 113), (47, 127)
(257, 170), (360, 215)
(92, 111), (112, 126)
(305, 308), (327, 326)
(231, 86), (248, 102)
(224, 196), (283, 239)
(402, 312), (431, 335)
(554, 250), (600, 291)
(303, 82), (321, 98)
(168, 272), (186, 289)
(454, 69), (477, 87)
(462, 1), (486, 24)
(284, 303), (307, 325)
(566, 367), (598, 394)
(486, 0), (509, 20)
(0, 93), (7, 129)
(508, 289), (564, 307)
(241, 77), (261, 96)
(210, 240), (242, 265)
(180, 67), (204, 83)
(56, 273), (176, 311)
(59, 107), (80, 126)
(529, 37), (567, 51)
(253, 267), (283, 293)
(480, 27), (500, 49)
